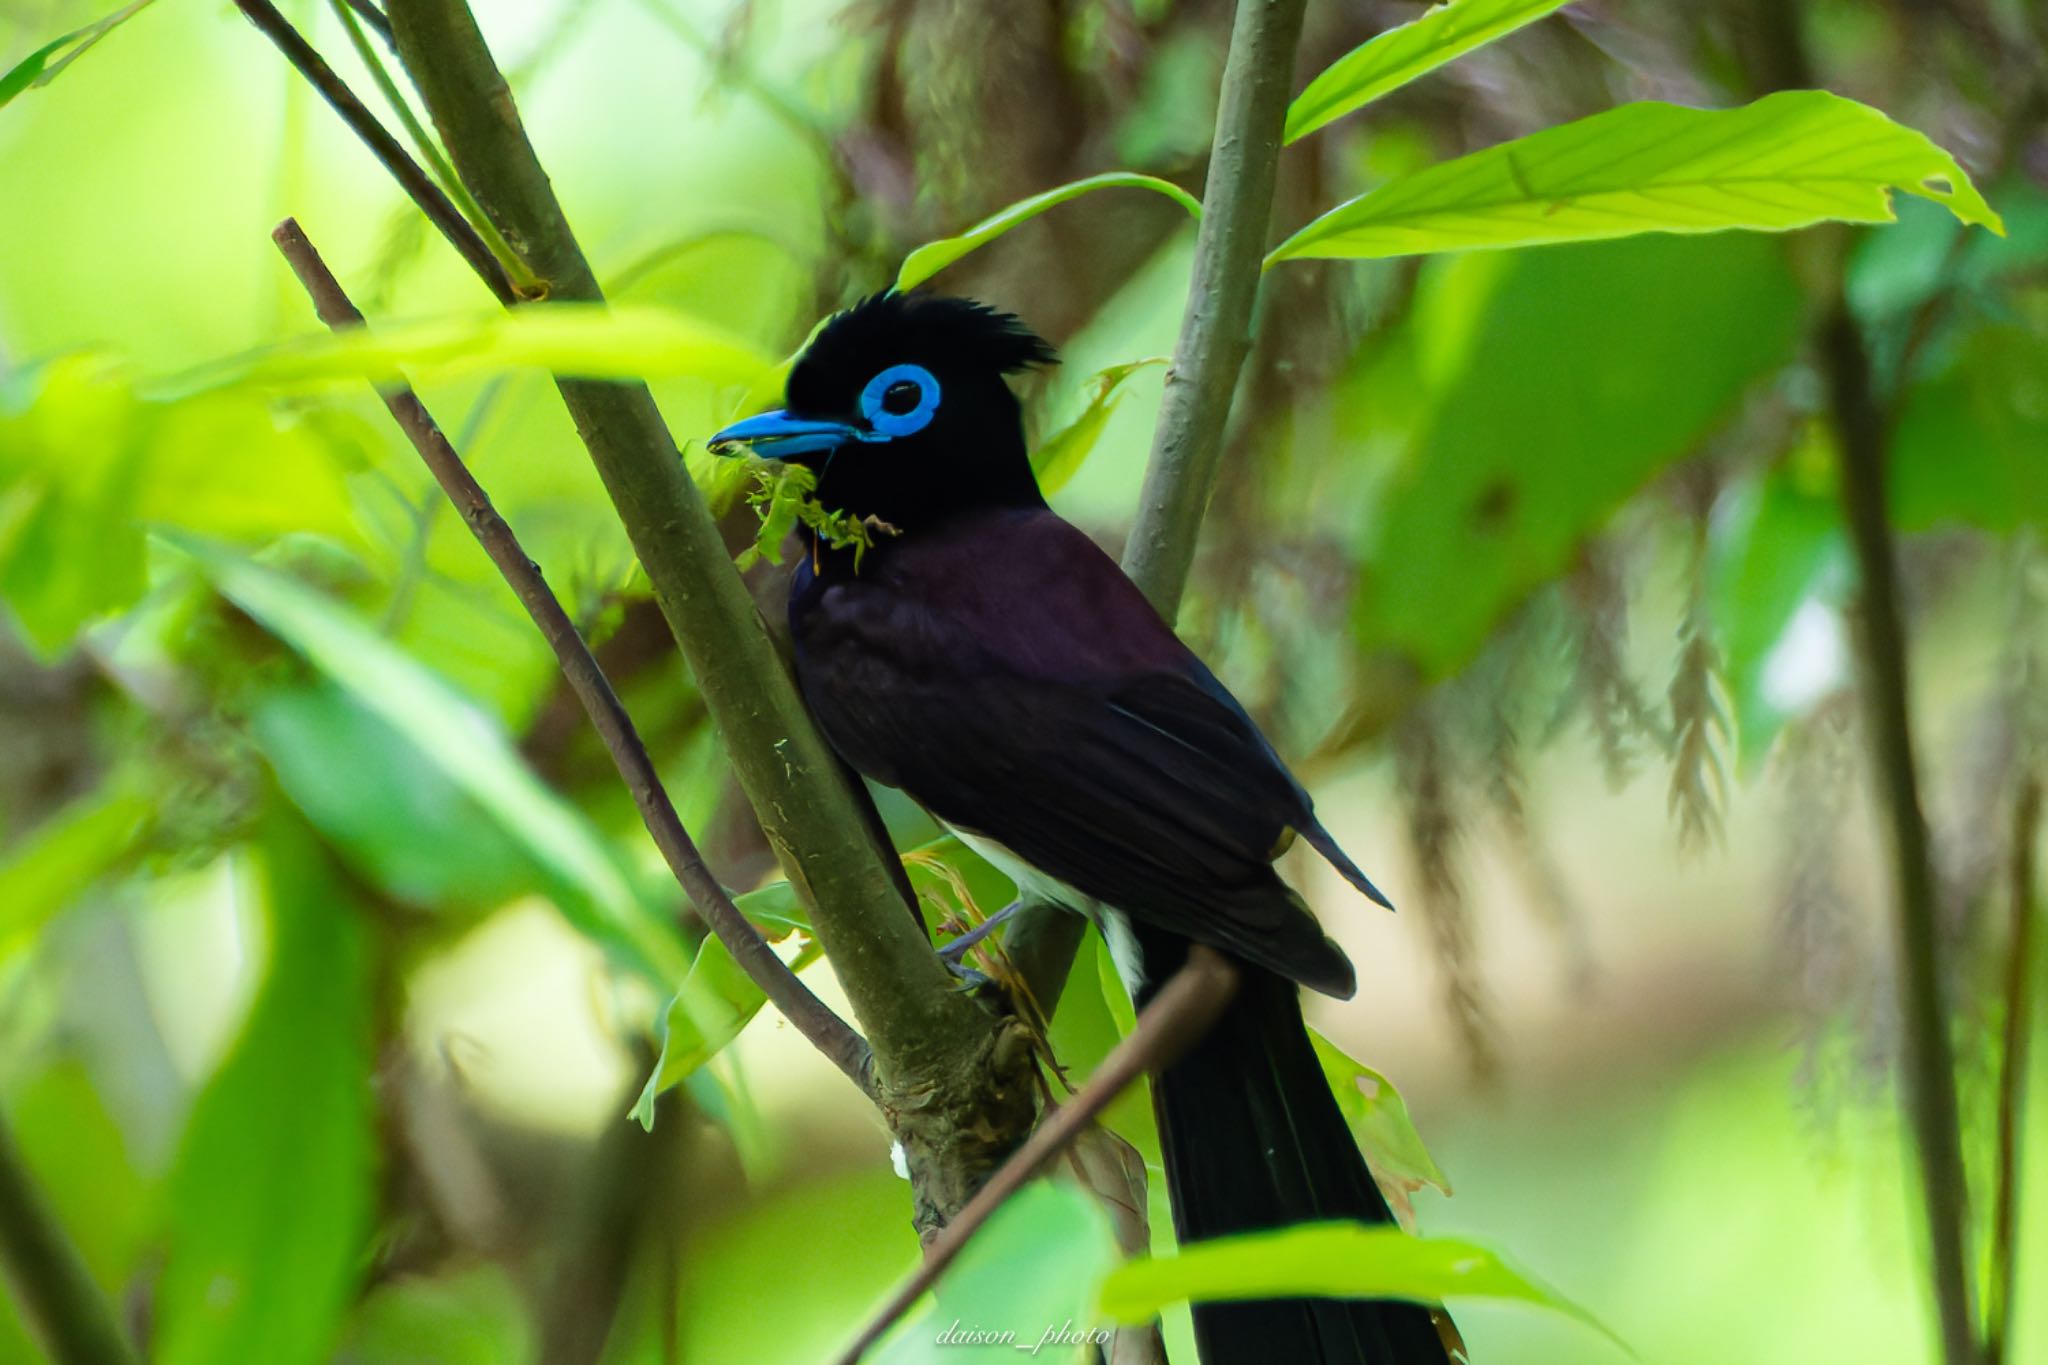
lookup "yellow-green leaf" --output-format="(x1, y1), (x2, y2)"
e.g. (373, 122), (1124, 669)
(0, 0), (156, 110)
(1032, 358), (1165, 497)
(631, 926), (825, 1128)
(0, 788), (150, 955)
(633, 835), (1004, 1125)
(167, 535), (690, 985)
(1286, 0), (1576, 144)
(157, 820), (374, 1365)
(873, 1182), (1116, 1364)
(1309, 1029), (1450, 1208)
(0, 33), (77, 107)
(896, 173), (1201, 293)
(1097, 1223), (1623, 1353)
(152, 304), (776, 398)
(0, 355), (148, 655)
(736, 462), (818, 569)
(1270, 91), (2003, 265)
(629, 875), (819, 1128)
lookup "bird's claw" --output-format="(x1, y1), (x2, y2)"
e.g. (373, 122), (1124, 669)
(944, 959), (994, 992)
(936, 899), (1022, 966)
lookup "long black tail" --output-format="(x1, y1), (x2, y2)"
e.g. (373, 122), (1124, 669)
(1135, 925), (1453, 1365)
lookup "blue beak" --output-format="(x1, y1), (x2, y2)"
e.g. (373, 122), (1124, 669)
(708, 409), (861, 461)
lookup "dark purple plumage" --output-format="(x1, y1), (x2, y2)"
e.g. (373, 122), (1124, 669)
(790, 504), (1360, 996)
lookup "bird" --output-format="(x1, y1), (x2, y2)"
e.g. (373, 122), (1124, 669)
(710, 290), (1454, 1365)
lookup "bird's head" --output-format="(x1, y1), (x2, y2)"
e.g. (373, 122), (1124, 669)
(709, 291), (1057, 536)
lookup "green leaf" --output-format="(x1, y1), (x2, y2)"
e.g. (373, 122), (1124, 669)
(633, 835), (1014, 1125)
(0, 476), (146, 656)
(0, 788), (150, 955)
(1286, 0), (1575, 144)
(250, 683), (542, 914)
(0, 0), (155, 110)
(135, 391), (362, 545)
(337, 1264), (533, 1365)
(3, 1061), (154, 1289)
(1309, 1029), (1451, 1205)
(751, 464), (811, 565)
(156, 820), (374, 1365)
(0, 33), (76, 108)
(1060, 931), (1156, 1166)
(1032, 359), (1166, 497)
(0, 356), (148, 655)
(1354, 233), (1802, 675)
(895, 173), (1201, 292)
(151, 303), (776, 399)
(335, 1268), (528, 1358)
(630, 879), (823, 1129)
(1709, 453), (1847, 768)
(1890, 322), (2048, 533)
(1270, 91), (2003, 264)
(1847, 185), (2048, 346)
(1092, 930), (1137, 1037)
(872, 1182), (1117, 1364)
(169, 536), (690, 984)
(736, 462), (857, 570)
(1097, 1224), (1620, 1351)
(0, 359), (365, 655)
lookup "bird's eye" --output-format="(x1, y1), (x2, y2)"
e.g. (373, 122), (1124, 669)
(858, 363), (941, 438)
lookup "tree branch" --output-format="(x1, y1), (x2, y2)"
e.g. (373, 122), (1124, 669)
(370, 0), (1031, 1232)
(232, 0), (517, 304)
(1987, 772), (2040, 1365)
(1014, 0), (1309, 1010)
(1738, 10), (1980, 1354)
(835, 947), (1243, 1365)
(269, 217), (874, 1093)
(341, 0), (393, 48)
(0, 1107), (139, 1365)
(1120, 0), (1308, 619)
(1819, 302), (1979, 1365)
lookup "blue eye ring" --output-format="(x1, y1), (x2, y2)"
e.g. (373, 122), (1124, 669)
(859, 363), (940, 438)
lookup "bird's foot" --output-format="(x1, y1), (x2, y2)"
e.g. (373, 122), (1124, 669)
(937, 900), (1022, 966)
(943, 959), (995, 992)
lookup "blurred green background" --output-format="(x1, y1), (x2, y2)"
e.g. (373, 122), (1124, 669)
(1, 0), (2044, 1362)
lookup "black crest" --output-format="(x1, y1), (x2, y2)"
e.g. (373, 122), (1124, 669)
(788, 291), (1057, 410)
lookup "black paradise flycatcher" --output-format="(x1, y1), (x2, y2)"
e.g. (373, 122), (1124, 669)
(711, 292), (1453, 1365)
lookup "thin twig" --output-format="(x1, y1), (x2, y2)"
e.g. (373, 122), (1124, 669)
(0, 1107), (139, 1365)
(1120, 0), (1308, 618)
(341, 0), (393, 47)
(1739, 10), (1983, 1354)
(324, 0), (531, 286)
(1013, 0), (1309, 1013)
(233, 0), (519, 304)
(1819, 303), (1979, 1365)
(834, 947), (1242, 1365)
(271, 217), (873, 1094)
(1987, 773), (2040, 1365)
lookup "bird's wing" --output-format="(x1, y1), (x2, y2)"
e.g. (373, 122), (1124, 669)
(793, 509), (1360, 995)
